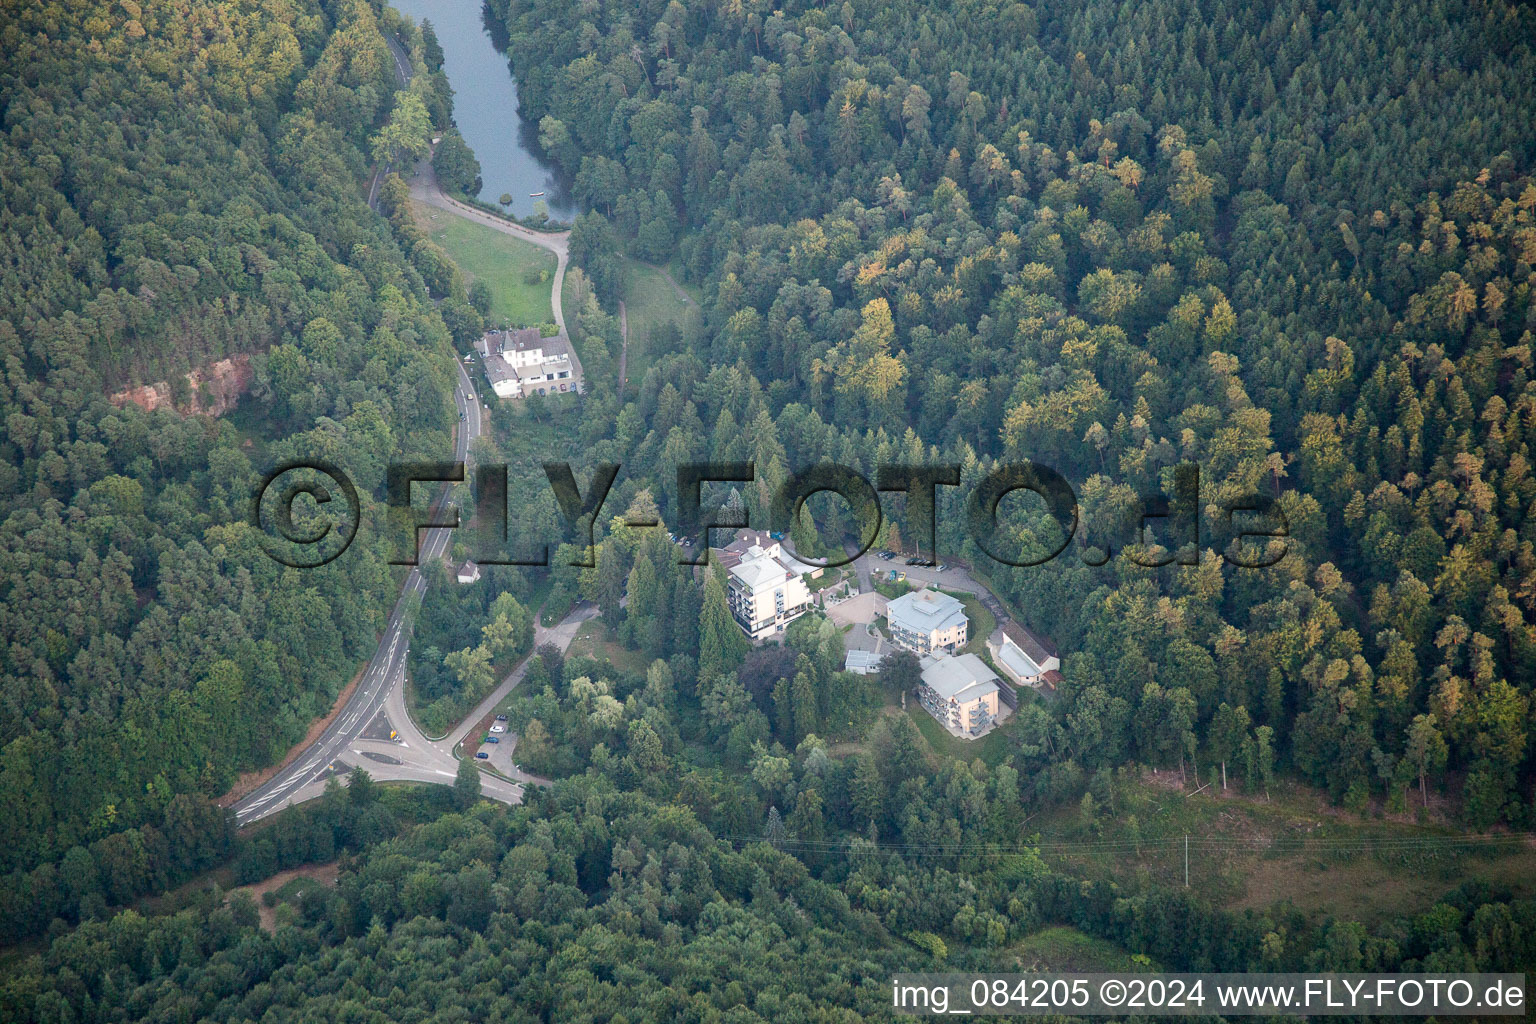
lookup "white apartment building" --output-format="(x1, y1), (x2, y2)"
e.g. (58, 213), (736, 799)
(918, 653), (1001, 737)
(885, 588), (968, 654)
(726, 544), (812, 640)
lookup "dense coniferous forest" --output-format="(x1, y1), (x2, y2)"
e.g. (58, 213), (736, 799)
(4, 0), (1536, 1018)
(491, 0), (1536, 828)
(0, 0), (461, 927)
(3, 759), (1535, 1021)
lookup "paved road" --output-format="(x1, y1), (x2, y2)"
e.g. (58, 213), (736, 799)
(236, 598), (596, 822)
(449, 603), (596, 785)
(234, 364), (485, 826)
(367, 34), (415, 210)
(850, 549), (1011, 632)
(406, 160), (586, 391)
(843, 538), (874, 592)
(233, 29), (590, 828)
(387, 26), (587, 397)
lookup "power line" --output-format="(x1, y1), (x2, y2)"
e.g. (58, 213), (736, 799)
(716, 830), (1536, 858)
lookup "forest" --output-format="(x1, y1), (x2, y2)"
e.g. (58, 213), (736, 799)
(485, 0), (1536, 830)
(3, 0), (1536, 1018)
(0, 0), (468, 932)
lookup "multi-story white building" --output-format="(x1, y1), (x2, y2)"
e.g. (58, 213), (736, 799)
(475, 327), (579, 398)
(918, 653), (1001, 737)
(726, 544), (812, 640)
(886, 588), (968, 654)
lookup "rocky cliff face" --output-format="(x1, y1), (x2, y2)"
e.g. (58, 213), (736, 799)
(110, 353), (254, 416)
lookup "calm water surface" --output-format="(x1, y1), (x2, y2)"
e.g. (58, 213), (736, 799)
(390, 0), (574, 220)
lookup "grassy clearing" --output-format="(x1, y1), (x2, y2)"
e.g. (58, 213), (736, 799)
(620, 259), (698, 382)
(561, 264), (586, 327)
(413, 201), (554, 326)
(565, 617), (651, 677)
(807, 568), (851, 593)
(906, 703), (1013, 765)
(946, 590), (996, 658)
(485, 402), (580, 461)
(1029, 772), (1536, 923)
(1008, 926), (1155, 972)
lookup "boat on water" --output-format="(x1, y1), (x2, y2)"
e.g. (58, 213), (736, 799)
(529, 191), (545, 197)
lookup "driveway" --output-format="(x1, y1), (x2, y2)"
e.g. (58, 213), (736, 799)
(826, 591), (887, 628)
(843, 538), (873, 592)
(853, 553), (1011, 626)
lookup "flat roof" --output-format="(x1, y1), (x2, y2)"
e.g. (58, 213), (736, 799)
(845, 649), (883, 671)
(729, 546), (793, 590)
(920, 652), (999, 703)
(887, 588), (967, 634)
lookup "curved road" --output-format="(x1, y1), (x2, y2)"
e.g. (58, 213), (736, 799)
(405, 161), (591, 390)
(408, 167), (570, 326)
(233, 356), (596, 827)
(234, 30), (597, 828)
(235, 364), (488, 826)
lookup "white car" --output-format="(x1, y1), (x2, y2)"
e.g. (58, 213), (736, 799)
(490, 723), (505, 733)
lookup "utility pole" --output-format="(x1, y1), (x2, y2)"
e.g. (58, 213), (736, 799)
(1184, 835), (1189, 887)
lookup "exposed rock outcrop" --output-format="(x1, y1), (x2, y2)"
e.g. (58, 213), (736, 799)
(110, 353), (254, 416)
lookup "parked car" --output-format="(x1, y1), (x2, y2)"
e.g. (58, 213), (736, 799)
(495, 713), (508, 721)
(485, 736), (500, 744)
(490, 724), (505, 733)
(475, 752), (489, 759)
(905, 556), (922, 565)
(935, 563), (949, 572)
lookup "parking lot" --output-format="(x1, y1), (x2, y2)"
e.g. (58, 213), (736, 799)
(470, 714), (524, 776)
(859, 551), (1010, 626)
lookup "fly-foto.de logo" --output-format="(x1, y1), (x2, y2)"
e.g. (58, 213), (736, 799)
(251, 460), (1289, 570)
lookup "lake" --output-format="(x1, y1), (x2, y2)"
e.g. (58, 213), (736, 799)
(389, 0), (575, 220)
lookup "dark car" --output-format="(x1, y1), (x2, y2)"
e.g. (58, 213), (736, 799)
(495, 713), (508, 721)
(475, 752), (489, 759)
(485, 736), (499, 743)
